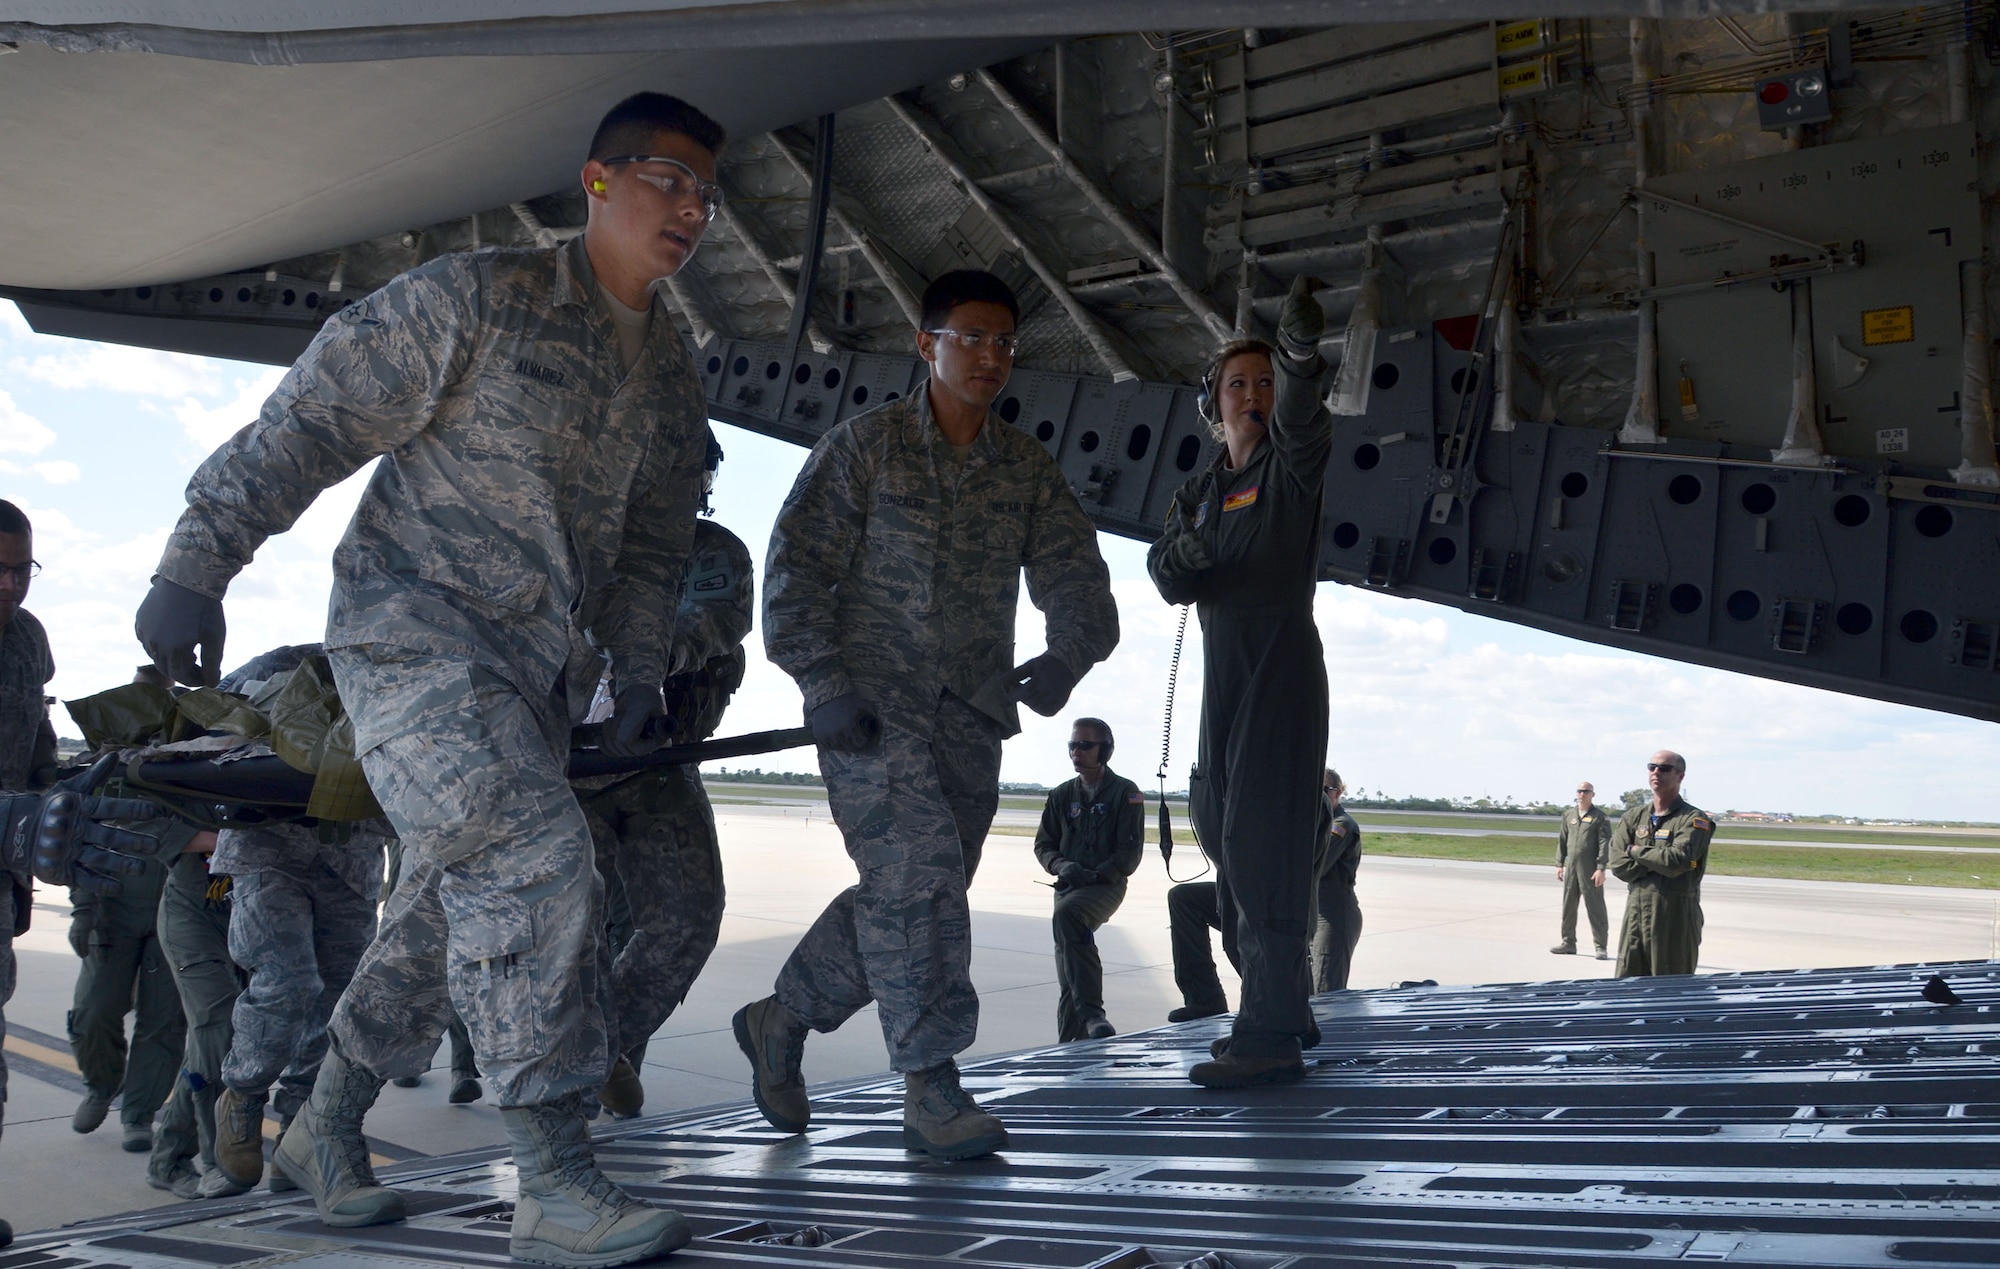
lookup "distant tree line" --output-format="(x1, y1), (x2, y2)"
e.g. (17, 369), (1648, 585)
(708, 767), (824, 787)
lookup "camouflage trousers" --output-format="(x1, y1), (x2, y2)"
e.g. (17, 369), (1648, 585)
(582, 764), (724, 1062)
(69, 859), (183, 1126)
(1615, 886), (1703, 978)
(775, 693), (1001, 1073)
(1, 882), (15, 1146)
(150, 852), (241, 1184)
(224, 858), (378, 1117)
(327, 649), (609, 1108)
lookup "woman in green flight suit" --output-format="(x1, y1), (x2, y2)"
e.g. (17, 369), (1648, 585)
(1147, 278), (1332, 1089)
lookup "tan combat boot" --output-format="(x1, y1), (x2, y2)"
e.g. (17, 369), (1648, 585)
(732, 996), (810, 1133)
(903, 1060), (1007, 1161)
(271, 1049), (405, 1227)
(213, 1087), (267, 1187)
(598, 1056), (644, 1120)
(501, 1093), (690, 1267)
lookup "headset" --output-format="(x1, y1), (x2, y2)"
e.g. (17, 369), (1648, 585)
(1195, 363), (1219, 426)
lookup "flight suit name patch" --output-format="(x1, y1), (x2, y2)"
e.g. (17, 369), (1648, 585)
(1223, 486), (1260, 513)
(878, 492), (928, 509)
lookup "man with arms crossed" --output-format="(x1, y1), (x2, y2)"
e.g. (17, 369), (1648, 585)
(737, 270), (1119, 1161)
(1610, 751), (1713, 978)
(135, 92), (720, 1268)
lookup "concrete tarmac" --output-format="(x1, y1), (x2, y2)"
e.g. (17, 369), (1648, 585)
(3, 799), (1995, 1236)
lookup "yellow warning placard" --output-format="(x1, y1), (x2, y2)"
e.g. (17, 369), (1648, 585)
(1496, 20), (1546, 56)
(1498, 57), (1550, 98)
(1861, 306), (1914, 345)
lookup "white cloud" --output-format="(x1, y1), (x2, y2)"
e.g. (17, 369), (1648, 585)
(175, 369), (287, 452)
(32, 460), (80, 484)
(9, 342), (223, 400)
(0, 389), (55, 455)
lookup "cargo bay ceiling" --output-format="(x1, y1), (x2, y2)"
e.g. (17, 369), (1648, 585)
(5, 2), (2000, 723)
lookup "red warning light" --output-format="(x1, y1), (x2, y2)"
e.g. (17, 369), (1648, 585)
(1759, 81), (1790, 105)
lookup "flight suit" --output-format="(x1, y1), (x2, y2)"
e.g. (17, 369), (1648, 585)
(1555, 803), (1612, 952)
(576, 519), (753, 1063)
(1167, 879), (1228, 1013)
(1609, 798), (1714, 977)
(1148, 351), (1331, 1059)
(1032, 769), (1144, 1041)
(152, 234), (709, 1108)
(217, 820), (388, 1120)
(1311, 803), (1363, 992)
(764, 386), (1118, 1072)
(68, 855), (185, 1134)
(148, 846), (240, 1191)
(0, 606), (55, 1158)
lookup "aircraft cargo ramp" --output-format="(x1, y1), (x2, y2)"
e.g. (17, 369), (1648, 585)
(7, 960), (1998, 1269)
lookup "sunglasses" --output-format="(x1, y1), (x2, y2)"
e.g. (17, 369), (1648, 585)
(1645, 762), (1680, 773)
(1067, 740), (1102, 752)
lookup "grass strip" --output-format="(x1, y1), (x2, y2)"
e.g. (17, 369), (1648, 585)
(1363, 832), (2000, 890)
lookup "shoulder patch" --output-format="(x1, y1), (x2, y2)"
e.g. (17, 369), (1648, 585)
(1330, 822), (1348, 837)
(1691, 814), (1715, 832)
(1127, 790), (1145, 805)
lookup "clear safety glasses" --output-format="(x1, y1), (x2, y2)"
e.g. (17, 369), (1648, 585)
(927, 328), (1019, 357)
(600, 156), (724, 221)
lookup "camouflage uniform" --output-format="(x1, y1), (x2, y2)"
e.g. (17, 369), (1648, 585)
(1032, 770), (1144, 1041)
(1555, 803), (1612, 952)
(69, 855), (185, 1132)
(0, 606), (55, 1148)
(575, 519), (752, 1063)
(153, 235), (708, 1108)
(380, 838), (477, 1082)
(1311, 801), (1363, 992)
(1609, 798), (1714, 977)
(217, 820), (388, 1119)
(148, 846), (240, 1188)
(764, 387), (1118, 1072)
(1149, 353), (1331, 1060)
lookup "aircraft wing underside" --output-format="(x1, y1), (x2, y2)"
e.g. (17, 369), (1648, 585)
(5, 7), (2000, 722)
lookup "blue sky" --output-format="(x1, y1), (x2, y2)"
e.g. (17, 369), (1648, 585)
(5, 299), (1998, 820)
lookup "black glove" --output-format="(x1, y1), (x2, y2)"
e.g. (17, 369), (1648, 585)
(1276, 274), (1325, 362)
(5, 759), (171, 896)
(1008, 653), (1078, 718)
(68, 907), (94, 959)
(135, 577), (227, 688)
(810, 691), (881, 752)
(602, 684), (670, 758)
(1054, 860), (1101, 891)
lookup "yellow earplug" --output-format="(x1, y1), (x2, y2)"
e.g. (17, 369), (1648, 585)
(591, 180), (606, 192)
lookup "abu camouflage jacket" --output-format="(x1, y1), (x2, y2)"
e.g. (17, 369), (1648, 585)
(155, 236), (708, 742)
(763, 384), (1119, 735)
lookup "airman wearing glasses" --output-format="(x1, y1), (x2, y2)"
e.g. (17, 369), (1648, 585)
(131, 91), (726, 1266)
(0, 497), (56, 1252)
(0, 499), (56, 796)
(1032, 719), (1145, 1043)
(1551, 781), (1612, 960)
(1608, 751), (1714, 977)
(741, 269), (1118, 1163)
